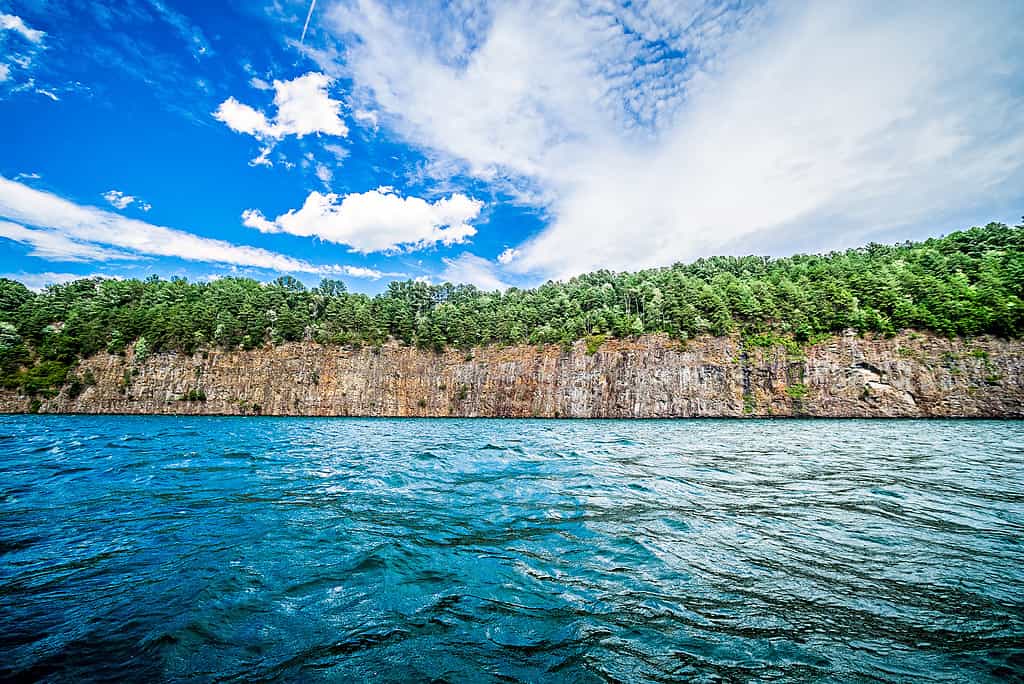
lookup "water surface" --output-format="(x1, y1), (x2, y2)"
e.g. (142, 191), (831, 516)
(1, 417), (1022, 682)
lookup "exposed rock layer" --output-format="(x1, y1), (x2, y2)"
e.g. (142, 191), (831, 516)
(2, 332), (1022, 417)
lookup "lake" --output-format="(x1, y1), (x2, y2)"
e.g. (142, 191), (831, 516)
(1, 416), (1022, 682)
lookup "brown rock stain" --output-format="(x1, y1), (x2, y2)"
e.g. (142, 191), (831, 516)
(2, 331), (1021, 417)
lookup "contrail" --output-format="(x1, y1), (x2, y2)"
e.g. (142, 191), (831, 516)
(300, 0), (317, 44)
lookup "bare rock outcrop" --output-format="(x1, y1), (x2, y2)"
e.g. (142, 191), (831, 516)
(1, 331), (1021, 418)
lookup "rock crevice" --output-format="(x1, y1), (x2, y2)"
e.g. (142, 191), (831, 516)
(2, 331), (1021, 417)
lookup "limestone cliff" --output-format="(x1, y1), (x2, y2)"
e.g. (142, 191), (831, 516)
(1, 331), (1021, 417)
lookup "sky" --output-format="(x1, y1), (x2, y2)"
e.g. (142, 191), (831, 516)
(0, 0), (1022, 293)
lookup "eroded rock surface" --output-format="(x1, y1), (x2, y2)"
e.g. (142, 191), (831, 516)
(1, 331), (1021, 417)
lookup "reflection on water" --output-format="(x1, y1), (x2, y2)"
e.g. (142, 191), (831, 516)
(1, 416), (1022, 681)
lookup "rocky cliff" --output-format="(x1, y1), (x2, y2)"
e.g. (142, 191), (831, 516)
(1, 332), (1021, 417)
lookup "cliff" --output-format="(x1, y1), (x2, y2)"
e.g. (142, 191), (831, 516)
(1, 331), (1021, 418)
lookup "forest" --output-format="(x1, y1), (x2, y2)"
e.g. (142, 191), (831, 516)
(1, 221), (1022, 395)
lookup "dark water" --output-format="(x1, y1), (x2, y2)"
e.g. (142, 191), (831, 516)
(1, 417), (1023, 682)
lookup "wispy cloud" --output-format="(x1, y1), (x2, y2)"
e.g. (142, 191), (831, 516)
(318, 0), (1024, 279)
(339, 265), (405, 279)
(0, 13), (45, 43)
(1, 4), (222, 121)
(0, 221), (141, 262)
(144, 0), (213, 58)
(0, 176), (358, 275)
(438, 252), (509, 291)
(0, 271), (120, 292)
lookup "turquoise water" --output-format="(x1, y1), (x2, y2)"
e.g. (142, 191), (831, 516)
(1, 417), (1022, 682)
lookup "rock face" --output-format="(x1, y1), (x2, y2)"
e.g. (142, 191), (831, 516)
(1, 331), (1022, 417)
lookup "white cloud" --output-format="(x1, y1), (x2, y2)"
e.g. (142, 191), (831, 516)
(250, 145), (274, 167)
(0, 64), (9, 82)
(323, 143), (348, 164)
(0, 272), (119, 292)
(0, 176), (351, 274)
(438, 252), (509, 291)
(315, 162), (333, 185)
(240, 208), (278, 233)
(213, 72), (348, 140)
(214, 97), (272, 137)
(242, 186), (483, 254)
(339, 265), (404, 279)
(35, 88), (58, 101)
(103, 189), (152, 212)
(0, 13), (45, 43)
(0, 221), (140, 262)
(497, 247), (519, 264)
(321, 0), (1024, 279)
(13, 172), (40, 181)
(352, 108), (378, 129)
(102, 190), (136, 210)
(272, 72), (348, 137)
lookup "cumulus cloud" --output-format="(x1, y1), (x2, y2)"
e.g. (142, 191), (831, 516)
(438, 252), (509, 291)
(242, 186), (483, 254)
(0, 176), (352, 274)
(213, 72), (348, 140)
(0, 13), (45, 43)
(214, 97), (272, 137)
(320, 0), (1024, 279)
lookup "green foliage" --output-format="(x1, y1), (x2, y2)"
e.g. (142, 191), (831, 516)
(0, 223), (1020, 389)
(17, 360), (71, 396)
(65, 378), (85, 399)
(180, 388), (207, 402)
(786, 383), (809, 399)
(134, 336), (150, 362)
(742, 332), (804, 357)
(64, 367), (97, 400)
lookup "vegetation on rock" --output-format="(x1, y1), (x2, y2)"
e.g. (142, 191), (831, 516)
(0, 221), (1021, 395)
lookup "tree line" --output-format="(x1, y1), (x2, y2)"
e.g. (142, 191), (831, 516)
(1, 221), (1021, 394)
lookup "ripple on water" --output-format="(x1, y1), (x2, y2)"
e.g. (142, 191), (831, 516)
(0, 416), (1022, 682)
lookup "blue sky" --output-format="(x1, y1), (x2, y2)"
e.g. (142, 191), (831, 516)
(1, 0), (1022, 293)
